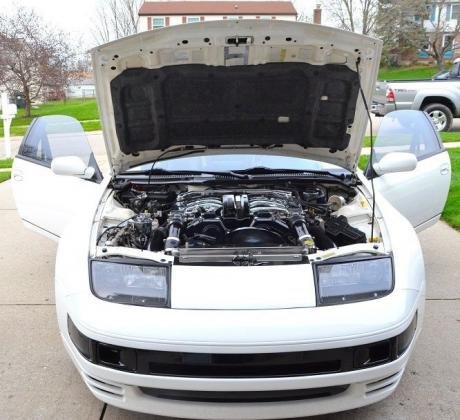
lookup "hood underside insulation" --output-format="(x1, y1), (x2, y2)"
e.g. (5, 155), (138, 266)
(110, 62), (360, 155)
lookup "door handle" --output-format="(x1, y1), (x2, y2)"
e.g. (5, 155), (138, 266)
(13, 172), (23, 181)
(440, 165), (449, 176)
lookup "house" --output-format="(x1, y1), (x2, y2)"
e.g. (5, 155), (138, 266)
(138, 1), (298, 32)
(420, 1), (460, 60)
(66, 78), (96, 99)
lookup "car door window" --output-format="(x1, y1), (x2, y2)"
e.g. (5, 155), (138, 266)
(21, 120), (53, 163)
(450, 62), (460, 78)
(18, 115), (101, 179)
(371, 110), (443, 166)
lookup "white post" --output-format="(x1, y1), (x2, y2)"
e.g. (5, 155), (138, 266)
(1, 91), (16, 159)
(3, 119), (12, 158)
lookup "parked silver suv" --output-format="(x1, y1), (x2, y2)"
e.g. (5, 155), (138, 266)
(372, 60), (460, 131)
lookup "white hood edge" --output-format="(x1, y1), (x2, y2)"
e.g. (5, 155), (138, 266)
(91, 20), (382, 174)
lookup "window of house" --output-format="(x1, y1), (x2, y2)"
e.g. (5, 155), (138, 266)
(187, 16), (200, 23)
(227, 16), (238, 20)
(422, 37), (430, 51)
(152, 17), (165, 29)
(451, 4), (460, 20)
(427, 5), (436, 22)
(260, 15), (271, 20)
(443, 34), (454, 48)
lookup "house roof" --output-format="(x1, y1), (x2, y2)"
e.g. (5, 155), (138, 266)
(138, 1), (297, 16)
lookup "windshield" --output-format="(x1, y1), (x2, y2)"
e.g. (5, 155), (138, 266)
(127, 154), (349, 174)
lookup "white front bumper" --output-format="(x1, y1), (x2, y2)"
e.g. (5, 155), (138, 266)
(61, 326), (419, 419)
(58, 287), (423, 419)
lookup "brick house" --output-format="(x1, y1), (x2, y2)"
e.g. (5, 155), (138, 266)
(138, 1), (298, 32)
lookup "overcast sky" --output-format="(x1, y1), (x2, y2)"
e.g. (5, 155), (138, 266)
(2, 0), (326, 49)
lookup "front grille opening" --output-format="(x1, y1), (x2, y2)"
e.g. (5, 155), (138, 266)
(147, 358), (342, 378)
(98, 344), (122, 366)
(137, 349), (347, 378)
(354, 340), (391, 369)
(368, 341), (391, 364)
(140, 385), (350, 403)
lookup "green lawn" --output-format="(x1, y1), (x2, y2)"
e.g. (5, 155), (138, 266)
(438, 132), (460, 142)
(358, 155), (369, 170)
(363, 131), (460, 147)
(0, 158), (13, 169)
(0, 172), (11, 183)
(0, 99), (99, 136)
(378, 65), (440, 80)
(0, 159), (13, 183)
(442, 148), (460, 229)
(80, 120), (102, 132)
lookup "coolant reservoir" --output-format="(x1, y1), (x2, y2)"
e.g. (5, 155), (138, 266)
(103, 199), (136, 223)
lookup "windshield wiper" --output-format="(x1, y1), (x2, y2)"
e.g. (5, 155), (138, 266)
(231, 166), (350, 180)
(124, 167), (350, 181)
(125, 168), (250, 179)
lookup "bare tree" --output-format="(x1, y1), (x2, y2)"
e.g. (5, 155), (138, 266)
(292, 0), (310, 22)
(326, 0), (378, 35)
(296, 11), (311, 23)
(93, 0), (142, 44)
(424, 0), (460, 70)
(0, 7), (78, 116)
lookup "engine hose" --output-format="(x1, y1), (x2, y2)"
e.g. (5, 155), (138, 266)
(293, 220), (316, 254)
(164, 221), (182, 255)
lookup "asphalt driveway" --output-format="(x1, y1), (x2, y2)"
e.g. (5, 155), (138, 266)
(0, 180), (459, 420)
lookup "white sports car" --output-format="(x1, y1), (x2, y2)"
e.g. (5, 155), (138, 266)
(11, 21), (451, 418)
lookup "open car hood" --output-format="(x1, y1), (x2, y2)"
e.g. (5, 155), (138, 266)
(91, 20), (381, 174)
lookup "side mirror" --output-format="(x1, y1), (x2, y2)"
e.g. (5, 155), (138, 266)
(51, 156), (95, 180)
(372, 152), (417, 176)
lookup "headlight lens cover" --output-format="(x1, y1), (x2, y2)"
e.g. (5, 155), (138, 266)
(90, 259), (170, 307)
(314, 255), (393, 305)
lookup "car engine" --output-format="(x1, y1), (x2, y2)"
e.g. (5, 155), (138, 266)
(99, 183), (369, 264)
(165, 189), (318, 253)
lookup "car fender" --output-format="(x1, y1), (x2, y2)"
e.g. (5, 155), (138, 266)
(374, 192), (425, 293)
(412, 89), (458, 114)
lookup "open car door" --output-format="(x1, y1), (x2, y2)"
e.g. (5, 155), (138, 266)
(11, 116), (105, 240)
(366, 110), (451, 232)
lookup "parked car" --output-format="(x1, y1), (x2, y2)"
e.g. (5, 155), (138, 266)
(372, 59), (460, 131)
(11, 21), (451, 418)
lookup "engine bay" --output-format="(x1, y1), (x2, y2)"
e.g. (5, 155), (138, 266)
(97, 178), (375, 265)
